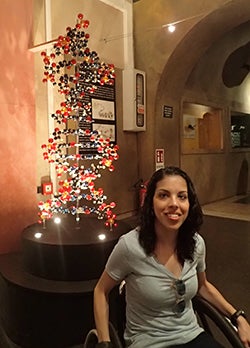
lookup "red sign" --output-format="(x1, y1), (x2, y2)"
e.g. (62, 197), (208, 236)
(155, 149), (164, 164)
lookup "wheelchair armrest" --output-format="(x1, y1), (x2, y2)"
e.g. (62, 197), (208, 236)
(192, 296), (244, 348)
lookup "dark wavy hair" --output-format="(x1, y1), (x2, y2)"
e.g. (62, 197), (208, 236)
(139, 166), (203, 263)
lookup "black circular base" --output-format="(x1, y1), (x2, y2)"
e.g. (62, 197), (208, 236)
(0, 253), (122, 348)
(22, 215), (131, 281)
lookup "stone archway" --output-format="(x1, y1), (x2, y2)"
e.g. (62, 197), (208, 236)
(156, 0), (250, 103)
(152, 0), (250, 169)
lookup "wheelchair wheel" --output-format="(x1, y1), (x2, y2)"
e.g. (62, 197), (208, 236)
(83, 323), (124, 348)
(193, 296), (244, 348)
(83, 329), (98, 348)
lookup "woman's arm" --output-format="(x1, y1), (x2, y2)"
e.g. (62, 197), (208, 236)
(94, 270), (119, 343)
(197, 271), (250, 348)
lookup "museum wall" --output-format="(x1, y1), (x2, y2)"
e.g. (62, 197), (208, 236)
(0, 0), (37, 253)
(132, 0), (237, 181)
(133, 0), (250, 204)
(181, 21), (250, 203)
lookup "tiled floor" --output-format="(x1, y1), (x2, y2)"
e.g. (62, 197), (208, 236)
(202, 194), (250, 221)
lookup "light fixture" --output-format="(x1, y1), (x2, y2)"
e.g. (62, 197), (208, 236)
(167, 25), (176, 33)
(162, 12), (207, 33)
(54, 217), (61, 224)
(98, 233), (106, 241)
(162, 1), (232, 33)
(34, 232), (42, 239)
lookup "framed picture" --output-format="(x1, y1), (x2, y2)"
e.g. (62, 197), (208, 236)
(183, 115), (196, 139)
(78, 81), (117, 155)
(92, 123), (116, 142)
(182, 102), (223, 153)
(231, 111), (250, 148)
(92, 98), (115, 121)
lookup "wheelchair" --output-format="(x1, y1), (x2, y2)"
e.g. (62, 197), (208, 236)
(83, 295), (244, 348)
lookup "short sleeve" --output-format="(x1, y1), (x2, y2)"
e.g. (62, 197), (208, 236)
(105, 234), (131, 282)
(195, 234), (206, 273)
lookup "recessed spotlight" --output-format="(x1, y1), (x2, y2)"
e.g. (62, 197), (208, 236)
(54, 217), (61, 224)
(98, 234), (106, 241)
(34, 232), (42, 239)
(168, 24), (176, 33)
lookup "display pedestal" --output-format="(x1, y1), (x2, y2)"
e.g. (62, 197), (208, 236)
(0, 216), (137, 348)
(22, 215), (130, 281)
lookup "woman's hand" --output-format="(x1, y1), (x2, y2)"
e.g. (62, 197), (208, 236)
(237, 316), (250, 348)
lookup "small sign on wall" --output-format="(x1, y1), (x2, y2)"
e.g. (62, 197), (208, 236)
(163, 105), (173, 118)
(42, 182), (53, 195)
(155, 148), (165, 171)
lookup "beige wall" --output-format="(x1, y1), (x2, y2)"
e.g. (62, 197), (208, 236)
(133, 0), (250, 204)
(182, 21), (250, 203)
(0, 0), (37, 253)
(33, 0), (124, 67)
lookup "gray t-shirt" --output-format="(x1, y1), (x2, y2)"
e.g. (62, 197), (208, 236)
(106, 228), (205, 347)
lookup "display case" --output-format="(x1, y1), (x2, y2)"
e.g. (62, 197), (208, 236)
(231, 111), (250, 149)
(182, 102), (223, 153)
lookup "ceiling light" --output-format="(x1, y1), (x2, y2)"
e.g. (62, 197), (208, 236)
(168, 25), (176, 33)
(162, 12), (207, 32)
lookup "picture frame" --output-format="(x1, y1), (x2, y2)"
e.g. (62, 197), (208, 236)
(92, 98), (115, 121)
(92, 123), (116, 142)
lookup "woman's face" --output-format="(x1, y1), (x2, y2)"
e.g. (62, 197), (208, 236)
(153, 174), (190, 232)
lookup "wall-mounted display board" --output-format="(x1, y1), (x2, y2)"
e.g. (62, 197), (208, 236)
(231, 111), (250, 149)
(182, 102), (223, 154)
(78, 78), (116, 156)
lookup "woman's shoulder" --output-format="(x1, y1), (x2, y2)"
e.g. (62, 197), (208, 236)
(194, 232), (204, 242)
(120, 226), (140, 243)
(194, 232), (206, 252)
(118, 226), (145, 255)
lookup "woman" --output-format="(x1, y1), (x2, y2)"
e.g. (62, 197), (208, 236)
(94, 166), (250, 348)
